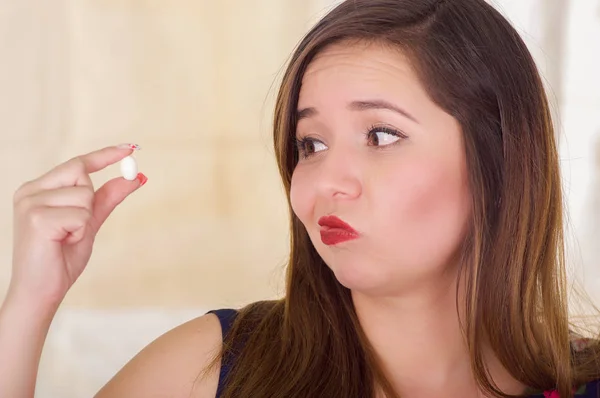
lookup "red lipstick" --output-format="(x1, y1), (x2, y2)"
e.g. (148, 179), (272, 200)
(318, 215), (359, 245)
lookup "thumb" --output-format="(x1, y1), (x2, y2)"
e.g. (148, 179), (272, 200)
(90, 173), (148, 232)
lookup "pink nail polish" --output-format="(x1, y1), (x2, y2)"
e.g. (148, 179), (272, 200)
(117, 143), (142, 150)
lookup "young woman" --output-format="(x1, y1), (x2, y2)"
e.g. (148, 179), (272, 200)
(2, 0), (600, 397)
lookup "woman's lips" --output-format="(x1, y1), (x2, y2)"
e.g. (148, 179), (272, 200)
(318, 215), (359, 245)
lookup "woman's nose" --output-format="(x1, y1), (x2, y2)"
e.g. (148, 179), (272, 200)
(314, 148), (362, 200)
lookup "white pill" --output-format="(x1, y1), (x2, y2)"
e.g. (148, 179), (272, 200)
(120, 155), (138, 181)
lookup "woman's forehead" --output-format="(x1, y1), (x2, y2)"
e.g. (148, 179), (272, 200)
(297, 43), (434, 121)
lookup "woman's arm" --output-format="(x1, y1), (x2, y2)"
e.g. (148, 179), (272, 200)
(0, 290), (59, 398)
(1, 145), (143, 397)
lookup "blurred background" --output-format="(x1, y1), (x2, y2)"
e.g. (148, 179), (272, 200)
(0, 0), (599, 396)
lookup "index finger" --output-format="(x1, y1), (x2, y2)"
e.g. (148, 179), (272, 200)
(78, 143), (140, 174)
(19, 144), (140, 198)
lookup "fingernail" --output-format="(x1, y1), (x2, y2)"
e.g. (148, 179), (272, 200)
(117, 143), (142, 151)
(136, 172), (148, 187)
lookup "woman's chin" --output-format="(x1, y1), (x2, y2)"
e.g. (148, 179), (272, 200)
(329, 261), (432, 297)
(330, 263), (389, 292)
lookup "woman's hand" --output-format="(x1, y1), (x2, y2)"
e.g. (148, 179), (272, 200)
(9, 144), (147, 306)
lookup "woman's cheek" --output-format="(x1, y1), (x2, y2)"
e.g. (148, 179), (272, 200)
(290, 171), (311, 222)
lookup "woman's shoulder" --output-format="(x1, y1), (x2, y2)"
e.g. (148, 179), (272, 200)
(574, 379), (600, 397)
(565, 336), (600, 397)
(206, 301), (283, 346)
(571, 335), (600, 397)
(207, 308), (240, 338)
(531, 335), (600, 398)
(528, 378), (600, 397)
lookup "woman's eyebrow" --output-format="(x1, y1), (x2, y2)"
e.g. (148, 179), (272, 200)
(347, 100), (419, 124)
(297, 99), (419, 124)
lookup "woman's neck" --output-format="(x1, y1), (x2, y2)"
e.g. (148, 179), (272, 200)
(352, 274), (528, 398)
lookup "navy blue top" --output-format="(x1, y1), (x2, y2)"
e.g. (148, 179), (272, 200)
(207, 309), (238, 397)
(208, 309), (600, 397)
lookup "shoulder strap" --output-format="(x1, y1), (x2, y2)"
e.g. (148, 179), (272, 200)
(209, 309), (238, 337)
(207, 309), (239, 397)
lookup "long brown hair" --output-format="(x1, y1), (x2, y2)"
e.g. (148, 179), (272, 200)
(205, 1), (600, 397)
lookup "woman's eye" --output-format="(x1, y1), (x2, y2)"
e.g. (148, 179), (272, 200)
(295, 127), (405, 159)
(372, 131), (400, 146)
(295, 137), (328, 159)
(367, 126), (406, 147)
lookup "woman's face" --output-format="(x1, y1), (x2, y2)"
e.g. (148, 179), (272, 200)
(290, 42), (471, 296)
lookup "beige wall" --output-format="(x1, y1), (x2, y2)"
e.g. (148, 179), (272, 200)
(1, 0), (599, 397)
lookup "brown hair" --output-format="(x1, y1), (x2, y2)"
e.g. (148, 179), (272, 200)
(205, 1), (600, 397)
